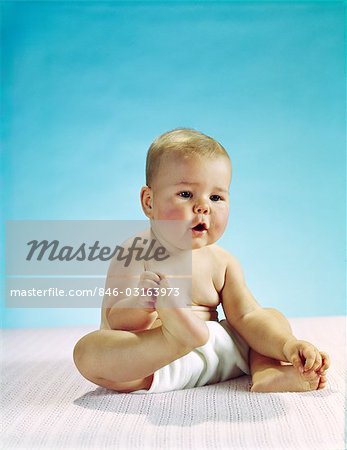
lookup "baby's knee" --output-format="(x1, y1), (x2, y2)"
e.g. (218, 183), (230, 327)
(73, 331), (99, 376)
(73, 336), (85, 367)
(264, 307), (285, 319)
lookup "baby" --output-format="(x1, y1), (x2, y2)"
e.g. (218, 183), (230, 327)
(73, 128), (330, 394)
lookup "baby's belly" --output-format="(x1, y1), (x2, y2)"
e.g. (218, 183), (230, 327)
(151, 304), (218, 329)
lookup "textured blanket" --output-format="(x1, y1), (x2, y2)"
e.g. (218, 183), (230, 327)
(1, 316), (345, 450)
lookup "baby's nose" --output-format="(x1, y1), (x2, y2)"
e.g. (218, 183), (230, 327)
(193, 203), (210, 214)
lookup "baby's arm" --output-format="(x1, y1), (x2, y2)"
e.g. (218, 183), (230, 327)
(221, 254), (326, 372)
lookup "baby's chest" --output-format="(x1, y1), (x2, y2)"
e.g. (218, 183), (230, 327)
(191, 260), (224, 308)
(191, 278), (219, 307)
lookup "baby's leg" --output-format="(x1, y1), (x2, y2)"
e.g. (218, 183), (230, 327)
(73, 303), (209, 392)
(250, 308), (328, 393)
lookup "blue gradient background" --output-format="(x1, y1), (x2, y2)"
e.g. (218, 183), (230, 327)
(1, 1), (345, 328)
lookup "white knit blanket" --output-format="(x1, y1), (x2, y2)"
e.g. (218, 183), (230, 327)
(1, 316), (345, 450)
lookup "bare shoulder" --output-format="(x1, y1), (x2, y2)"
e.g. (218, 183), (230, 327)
(200, 244), (245, 292)
(209, 244), (244, 276)
(106, 229), (150, 277)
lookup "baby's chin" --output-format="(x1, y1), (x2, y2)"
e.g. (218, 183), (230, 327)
(191, 239), (215, 250)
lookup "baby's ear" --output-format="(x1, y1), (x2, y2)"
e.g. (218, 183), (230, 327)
(140, 185), (153, 218)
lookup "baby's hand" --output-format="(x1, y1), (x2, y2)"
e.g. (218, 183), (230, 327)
(283, 339), (330, 374)
(142, 261), (177, 309)
(137, 268), (163, 311)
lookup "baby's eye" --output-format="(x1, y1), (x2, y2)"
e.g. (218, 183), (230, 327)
(178, 191), (192, 199)
(210, 195), (222, 202)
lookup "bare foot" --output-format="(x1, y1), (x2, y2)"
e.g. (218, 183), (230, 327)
(251, 364), (328, 393)
(155, 279), (209, 351)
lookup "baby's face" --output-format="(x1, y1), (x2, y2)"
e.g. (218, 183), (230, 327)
(143, 154), (231, 249)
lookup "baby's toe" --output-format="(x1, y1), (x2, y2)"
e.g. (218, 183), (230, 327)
(320, 352), (330, 370)
(312, 359), (322, 372)
(317, 374), (327, 390)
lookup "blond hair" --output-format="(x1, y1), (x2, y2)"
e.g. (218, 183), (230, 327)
(146, 128), (230, 186)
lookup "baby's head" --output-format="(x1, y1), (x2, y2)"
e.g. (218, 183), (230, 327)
(141, 128), (232, 248)
(145, 128), (231, 188)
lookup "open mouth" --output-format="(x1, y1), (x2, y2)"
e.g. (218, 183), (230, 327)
(192, 223), (207, 232)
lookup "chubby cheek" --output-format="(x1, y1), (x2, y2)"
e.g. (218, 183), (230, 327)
(156, 205), (188, 221)
(213, 207), (230, 237)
